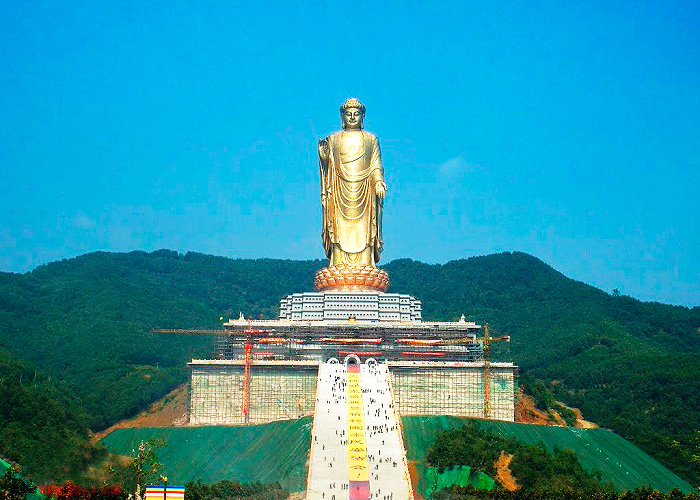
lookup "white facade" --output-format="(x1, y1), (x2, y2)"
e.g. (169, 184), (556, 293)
(279, 291), (422, 322)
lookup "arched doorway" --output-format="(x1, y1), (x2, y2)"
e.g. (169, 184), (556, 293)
(344, 354), (361, 366)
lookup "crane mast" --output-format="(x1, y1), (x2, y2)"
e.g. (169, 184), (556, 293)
(472, 323), (510, 419)
(242, 320), (253, 423)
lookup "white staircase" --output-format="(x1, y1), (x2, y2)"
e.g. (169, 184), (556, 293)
(306, 361), (413, 500)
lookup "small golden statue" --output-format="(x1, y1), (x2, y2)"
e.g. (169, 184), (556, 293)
(314, 98), (390, 292)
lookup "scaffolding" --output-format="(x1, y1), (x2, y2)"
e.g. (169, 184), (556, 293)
(180, 319), (516, 425)
(213, 332), (485, 363)
(188, 360), (318, 425)
(389, 362), (515, 421)
(188, 359), (516, 425)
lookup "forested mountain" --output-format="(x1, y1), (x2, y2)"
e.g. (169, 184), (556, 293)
(0, 250), (698, 485)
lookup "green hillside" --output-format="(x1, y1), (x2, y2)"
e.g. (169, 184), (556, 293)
(98, 417), (693, 494)
(0, 249), (698, 485)
(0, 351), (103, 482)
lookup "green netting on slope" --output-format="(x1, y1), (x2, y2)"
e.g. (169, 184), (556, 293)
(0, 458), (45, 500)
(422, 466), (494, 499)
(401, 416), (694, 493)
(100, 417), (312, 492)
(101, 415), (694, 495)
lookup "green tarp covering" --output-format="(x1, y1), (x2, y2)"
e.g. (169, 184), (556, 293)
(423, 466), (494, 498)
(100, 417), (312, 492)
(402, 415), (694, 494)
(100, 415), (693, 495)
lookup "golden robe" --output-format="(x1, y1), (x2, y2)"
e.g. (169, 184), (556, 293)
(319, 130), (384, 266)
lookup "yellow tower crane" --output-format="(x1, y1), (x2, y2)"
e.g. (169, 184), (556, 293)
(437, 323), (511, 419)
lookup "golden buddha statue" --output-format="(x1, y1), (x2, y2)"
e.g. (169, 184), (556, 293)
(314, 98), (390, 292)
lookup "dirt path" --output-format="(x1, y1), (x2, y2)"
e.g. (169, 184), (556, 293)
(495, 452), (517, 491)
(515, 390), (597, 428)
(93, 384), (188, 441)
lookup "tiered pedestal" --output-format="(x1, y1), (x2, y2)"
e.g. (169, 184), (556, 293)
(314, 264), (389, 292)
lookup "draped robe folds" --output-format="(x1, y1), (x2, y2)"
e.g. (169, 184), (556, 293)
(320, 130), (384, 266)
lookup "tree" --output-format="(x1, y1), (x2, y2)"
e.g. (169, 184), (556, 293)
(111, 438), (166, 499)
(0, 467), (35, 500)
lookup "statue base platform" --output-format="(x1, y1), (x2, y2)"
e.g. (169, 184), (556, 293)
(279, 290), (422, 322)
(314, 264), (390, 292)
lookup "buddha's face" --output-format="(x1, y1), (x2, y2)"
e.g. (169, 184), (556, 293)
(342, 107), (364, 130)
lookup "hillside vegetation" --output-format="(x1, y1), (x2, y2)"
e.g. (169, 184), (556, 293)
(403, 416), (693, 493)
(426, 421), (607, 491)
(0, 250), (698, 485)
(0, 351), (103, 481)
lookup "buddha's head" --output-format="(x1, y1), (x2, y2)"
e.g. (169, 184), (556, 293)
(340, 97), (365, 130)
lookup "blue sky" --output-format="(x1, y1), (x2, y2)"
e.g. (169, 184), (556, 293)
(1, 1), (698, 306)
